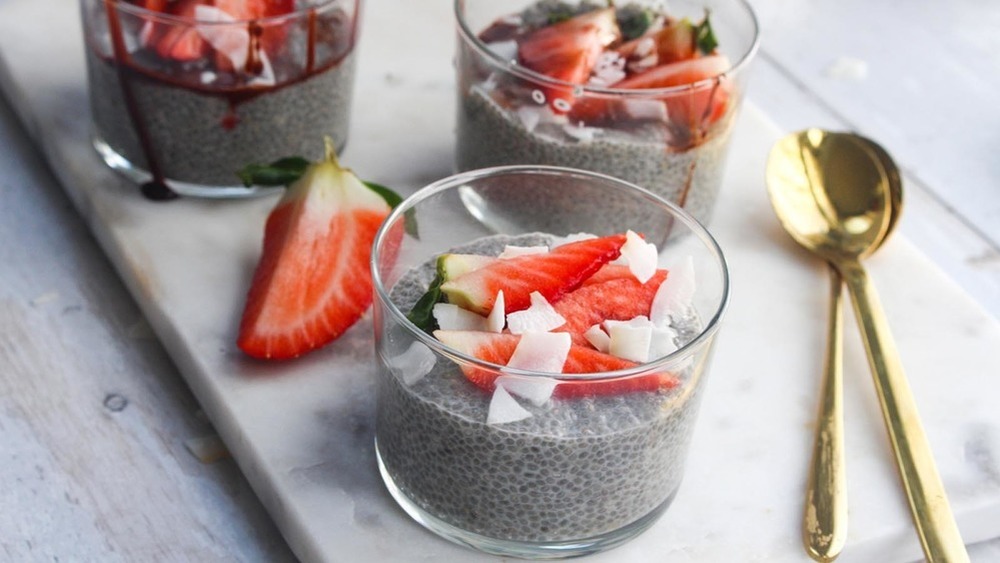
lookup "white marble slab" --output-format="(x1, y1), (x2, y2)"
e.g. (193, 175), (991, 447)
(2, 0), (999, 561)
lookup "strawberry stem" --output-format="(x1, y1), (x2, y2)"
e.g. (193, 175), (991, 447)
(323, 136), (341, 168)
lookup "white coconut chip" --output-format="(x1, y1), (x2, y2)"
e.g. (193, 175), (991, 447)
(486, 40), (518, 62)
(621, 230), (658, 284)
(506, 292), (566, 334)
(507, 331), (571, 373)
(584, 323), (611, 353)
(387, 342), (437, 386)
(606, 318), (653, 363)
(562, 122), (601, 143)
(433, 303), (487, 331)
(650, 255), (696, 326)
(487, 385), (533, 425)
(649, 326), (679, 360)
(550, 232), (597, 248)
(486, 290), (506, 333)
(516, 106), (546, 132)
(622, 98), (669, 122)
(496, 375), (558, 406)
(498, 245), (548, 259)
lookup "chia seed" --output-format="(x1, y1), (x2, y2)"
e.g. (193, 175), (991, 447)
(456, 86), (733, 226)
(86, 50), (356, 187)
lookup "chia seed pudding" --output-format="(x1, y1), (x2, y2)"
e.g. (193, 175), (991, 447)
(455, 0), (758, 225)
(80, 0), (360, 198)
(375, 233), (708, 546)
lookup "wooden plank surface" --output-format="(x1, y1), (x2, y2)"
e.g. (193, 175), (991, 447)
(0, 98), (295, 562)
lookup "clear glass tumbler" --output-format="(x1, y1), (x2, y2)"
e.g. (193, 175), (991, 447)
(454, 0), (759, 226)
(371, 165), (730, 558)
(79, 0), (360, 199)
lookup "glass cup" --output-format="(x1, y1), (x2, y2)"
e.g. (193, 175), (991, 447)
(371, 165), (730, 558)
(454, 0), (759, 226)
(79, 0), (360, 199)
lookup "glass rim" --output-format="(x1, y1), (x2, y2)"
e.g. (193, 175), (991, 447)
(370, 164), (731, 381)
(454, 0), (760, 97)
(107, 0), (349, 26)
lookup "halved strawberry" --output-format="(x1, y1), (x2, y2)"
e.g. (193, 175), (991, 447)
(554, 269), (668, 340)
(516, 8), (620, 112)
(440, 233), (627, 316)
(434, 330), (678, 397)
(237, 140), (393, 360)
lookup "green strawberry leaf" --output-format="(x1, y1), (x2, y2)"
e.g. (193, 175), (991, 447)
(617, 5), (654, 41)
(364, 181), (419, 239)
(236, 157), (310, 187)
(694, 11), (718, 54)
(406, 270), (444, 332)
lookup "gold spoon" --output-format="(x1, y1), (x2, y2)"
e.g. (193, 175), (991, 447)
(769, 133), (903, 562)
(766, 129), (968, 563)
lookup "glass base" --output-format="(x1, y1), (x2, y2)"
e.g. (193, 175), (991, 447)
(375, 437), (676, 559)
(93, 137), (282, 199)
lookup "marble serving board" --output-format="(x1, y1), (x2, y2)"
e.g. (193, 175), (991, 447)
(3, 0), (1000, 561)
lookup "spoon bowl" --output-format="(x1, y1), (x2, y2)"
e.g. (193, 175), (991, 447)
(767, 129), (891, 261)
(766, 129), (968, 563)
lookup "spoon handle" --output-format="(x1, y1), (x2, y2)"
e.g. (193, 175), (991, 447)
(804, 266), (848, 562)
(838, 260), (969, 563)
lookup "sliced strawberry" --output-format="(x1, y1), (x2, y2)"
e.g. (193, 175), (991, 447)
(440, 233), (627, 316)
(516, 8), (620, 112)
(434, 331), (678, 397)
(141, 0), (208, 61)
(554, 269), (668, 340)
(616, 55), (732, 139)
(581, 263), (651, 286)
(654, 19), (697, 65)
(139, 0), (168, 11)
(213, 0), (296, 64)
(237, 141), (393, 360)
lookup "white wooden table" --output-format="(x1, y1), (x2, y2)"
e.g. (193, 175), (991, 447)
(2, 0), (998, 561)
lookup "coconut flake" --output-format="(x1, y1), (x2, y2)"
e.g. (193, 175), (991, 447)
(486, 39), (518, 62)
(650, 255), (697, 326)
(550, 232), (597, 248)
(516, 105), (546, 132)
(507, 331), (571, 373)
(622, 98), (669, 122)
(589, 51), (627, 85)
(487, 385), (533, 425)
(649, 326), (679, 360)
(433, 303), (487, 331)
(584, 324), (611, 353)
(621, 230), (658, 284)
(506, 292), (566, 334)
(562, 122), (601, 143)
(387, 342), (438, 386)
(496, 375), (558, 406)
(607, 320), (653, 363)
(486, 291), (506, 333)
(498, 245), (548, 259)
(635, 36), (656, 57)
